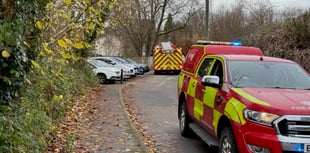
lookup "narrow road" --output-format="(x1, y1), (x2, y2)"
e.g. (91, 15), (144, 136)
(73, 82), (144, 153)
(123, 73), (215, 153)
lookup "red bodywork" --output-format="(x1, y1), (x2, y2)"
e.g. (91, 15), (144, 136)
(178, 43), (310, 153)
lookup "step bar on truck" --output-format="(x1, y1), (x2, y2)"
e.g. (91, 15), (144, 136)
(189, 123), (219, 147)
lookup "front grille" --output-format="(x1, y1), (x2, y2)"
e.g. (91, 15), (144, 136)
(274, 115), (310, 138)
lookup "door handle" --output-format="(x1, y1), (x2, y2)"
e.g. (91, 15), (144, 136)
(216, 94), (223, 105)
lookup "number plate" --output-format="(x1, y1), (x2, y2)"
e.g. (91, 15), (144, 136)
(305, 144), (310, 152)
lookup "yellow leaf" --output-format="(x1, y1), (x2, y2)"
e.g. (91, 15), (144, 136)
(60, 51), (72, 59)
(65, 0), (71, 5)
(84, 42), (93, 48)
(64, 38), (73, 45)
(58, 39), (67, 48)
(109, 4), (113, 10)
(84, 0), (90, 4)
(31, 60), (41, 69)
(87, 24), (95, 30)
(40, 70), (45, 76)
(23, 41), (31, 48)
(74, 43), (84, 49)
(36, 21), (43, 30)
(43, 43), (53, 54)
(1, 50), (10, 58)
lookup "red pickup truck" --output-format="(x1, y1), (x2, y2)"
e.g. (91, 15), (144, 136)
(177, 41), (310, 153)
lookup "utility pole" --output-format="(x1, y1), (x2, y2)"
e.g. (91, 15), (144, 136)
(205, 0), (209, 40)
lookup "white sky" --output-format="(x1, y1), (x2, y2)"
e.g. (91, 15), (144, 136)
(209, 0), (310, 12)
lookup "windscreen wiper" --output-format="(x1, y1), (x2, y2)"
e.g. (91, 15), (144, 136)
(270, 86), (297, 89)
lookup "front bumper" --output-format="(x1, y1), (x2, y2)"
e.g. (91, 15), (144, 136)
(235, 120), (310, 153)
(278, 135), (310, 152)
(110, 76), (121, 81)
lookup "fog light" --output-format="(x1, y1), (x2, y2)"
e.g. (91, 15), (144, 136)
(248, 144), (270, 153)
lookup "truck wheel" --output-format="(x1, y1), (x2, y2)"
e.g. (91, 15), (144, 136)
(219, 127), (238, 153)
(98, 74), (107, 84)
(179, 102), (193, 137)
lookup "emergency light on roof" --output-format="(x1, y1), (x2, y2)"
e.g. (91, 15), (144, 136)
(196, 40), (242, 46)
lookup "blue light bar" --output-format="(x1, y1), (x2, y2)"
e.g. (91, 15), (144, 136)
(293, 144), (304, 152)
(232, 42), (242, 46)
(196, 40), (242, 46)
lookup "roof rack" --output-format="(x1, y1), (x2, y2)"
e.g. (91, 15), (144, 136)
(196, 40), (242, 46)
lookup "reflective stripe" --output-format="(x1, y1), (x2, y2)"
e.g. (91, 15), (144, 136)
(232, 88), (270, 106)
(178, 74), (185, 89)
(154, 51), (182, 71)
(213, 110), (222, 135)
(187, 78), (197, 97)
(203, 87), (217, 108)
(194, 98), (204, 120)
(224, 98), (246, 125)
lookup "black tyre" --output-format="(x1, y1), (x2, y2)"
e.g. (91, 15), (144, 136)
(98, 74), (107, 84)
(154, 70), (161, 75)
(219, 127), (238, 153)
(179, 102), (193, 137)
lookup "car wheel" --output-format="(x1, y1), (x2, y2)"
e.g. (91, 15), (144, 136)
(219, 127), (238, 153)
(179, 102), (193, 137)
(98, 74), (107, 84)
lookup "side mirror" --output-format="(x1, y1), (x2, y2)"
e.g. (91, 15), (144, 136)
(201, 75), (221, 88)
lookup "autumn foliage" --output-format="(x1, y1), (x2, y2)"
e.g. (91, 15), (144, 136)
(0, 0), (116, 152)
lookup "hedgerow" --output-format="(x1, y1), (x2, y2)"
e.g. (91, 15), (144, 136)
(0, 0), (115, 152)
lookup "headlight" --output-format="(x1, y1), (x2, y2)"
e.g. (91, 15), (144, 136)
(244, 109), (279, 126)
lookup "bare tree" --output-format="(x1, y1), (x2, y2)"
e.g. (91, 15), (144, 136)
(106, 0), (199, 56)
(208, 3), (246, 41)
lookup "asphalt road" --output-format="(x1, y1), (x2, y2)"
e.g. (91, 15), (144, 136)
(126, 72), (216, 153)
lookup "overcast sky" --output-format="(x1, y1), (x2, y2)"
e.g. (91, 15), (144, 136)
(210, 0), (310, 12)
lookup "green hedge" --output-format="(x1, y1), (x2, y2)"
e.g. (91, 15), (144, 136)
(0, 59), (98, 153)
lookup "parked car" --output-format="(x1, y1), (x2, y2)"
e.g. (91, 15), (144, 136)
(142, 63), (149, 73)
(109, 57), (140, 75)
(87, 59), (122, 84)
(89, 57), (134, 78)
(126, 59), (149, 74)
(123, 59), (144, 75)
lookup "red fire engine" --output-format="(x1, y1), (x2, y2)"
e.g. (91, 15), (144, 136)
(153, 41), (183, 74)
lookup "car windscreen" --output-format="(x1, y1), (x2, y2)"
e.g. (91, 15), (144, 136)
(111, 57), (126, 64)
(90, 60), (109, 67)
(227, 61), (310, 89)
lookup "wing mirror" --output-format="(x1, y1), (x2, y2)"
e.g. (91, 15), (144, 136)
(201, 75), (221, 88)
